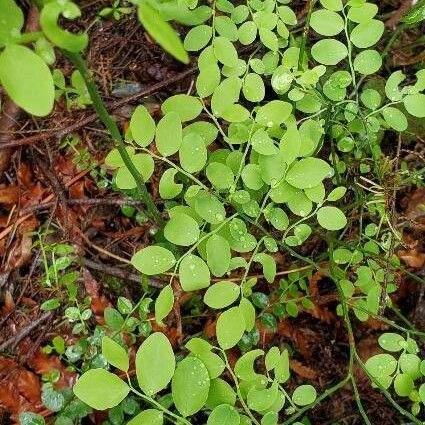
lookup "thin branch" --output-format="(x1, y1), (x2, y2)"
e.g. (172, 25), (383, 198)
(64, 51), (164, 227)
(0, 311), (52, 352)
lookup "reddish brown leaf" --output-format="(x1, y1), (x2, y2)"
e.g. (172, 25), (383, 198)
(290, 359), (317, 380)
(398, 249), (425, 268)
(17, 370), (41, 403)
(0, 186), (19, 205)
(83, 268), (111, 322)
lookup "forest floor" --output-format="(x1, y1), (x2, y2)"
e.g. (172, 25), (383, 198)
(0, 1), (425, 424)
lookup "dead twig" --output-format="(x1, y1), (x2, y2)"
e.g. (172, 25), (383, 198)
(1, 67), (197, 150)
(19, 196), (149, 215)
(0, 311), (52, 352)
(81, 258), (164, 288)
(386, 0), (413, 28)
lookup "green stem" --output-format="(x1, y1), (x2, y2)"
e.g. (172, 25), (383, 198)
(221, 349), (261, 425)
(282, 375), (350, 425)
(382, 23), (408, 58)
(127, 377), (192, 425)
(298, 0), (316, 70)
(342, 8), (358, 103)
(15, 31), (44, 44)
(64, 51), (164, 227)
(354, 352), (423, 425)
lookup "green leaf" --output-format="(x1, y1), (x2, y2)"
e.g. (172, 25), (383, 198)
(73, 369), (129, 409)
(419, 383), (425, 404)
(127, 410), (163, 425)
(268, 207), (289, 231)
(234, 349), (264, 380)
(232, 5), (249, 24)
(361, 88), (382, 110)
(378, 333), (405, 352)
(155, 284), (174, 324)
(213, 36), (238, 67)
(239, 298), (256, 331)
(206, 235), (231, 277)
(252, 129), (279, 156)
(274, 350), (290, 383)
(0, 0), (24, 45)
(40, 2), (88, 52)
(215, 15), (239, 41)
(164, 213), (200, 246)
(404, 94), (425, 118)
(179, 133), (207, 173)
(172, 357), (210, 416)
(238, 21), (257, 45)
(105, 147), (134, 167)
(258, 153), (286, 184)
(104, 307), (124, 330)
(328, 187), (347, 202)
(206, 379), (237, 409)
(320, 0), (343, 11)
(316, 206), (347, 230)
(402, 0), (425, 24)
(277, 6), (297, 25)
(184, 25), (212, 51)
(130, 105), (155, 147)
(394, 374), (414, 397)
(365, 353), (397, 376)
(259, 28), (278, 51)
(216, 306), (246, 349)
(305, 183), (325, 204)
(382, 107), (408, 131)
(204, 281), (240, 309)
(196, 64), (221, 98)
(254, 253), (276, 283)
(242, 164), (264, 190)
(179, 254), (211, 291)
(285, 158), (333, 189)
(221, 103), (250, 123)
(311, 39), (348, 65)
(310, 10), (344, 36)
(271, 66), (293, 95)
(159, 169), (183, 199)
(347, 3), (378, 23)
(102, 336), (129, 372)
(162, 94), (202, 121)
(262, 412), (278, 425)
(265, 347), (280, 371)
(191, 350), (225, 380)
(243, 73), (265, 102)
(183, 121), (218, 146)
(247, 382), (278, 412)
(0, 44), (54, 116)
(115, 154), (154, 189)
(131, 246), (176, 275)
(353, 50), (382, 75)
(137, 3), (188, 64)
(136, 332), (175, 395)
(399, 353), (421, 376)
(194, 192), (226, 224)
(211, 77), (242, 116)
(350, 20), (384, 48)
(291, 385), (317, 406)
(385, 70), (405, 101)
(208, 404), (240, 425)
(156, 112), (182, 156)
(206, 162), (234, 190)
(19, 413), (45, 425)
(255, 100), (292, 127)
